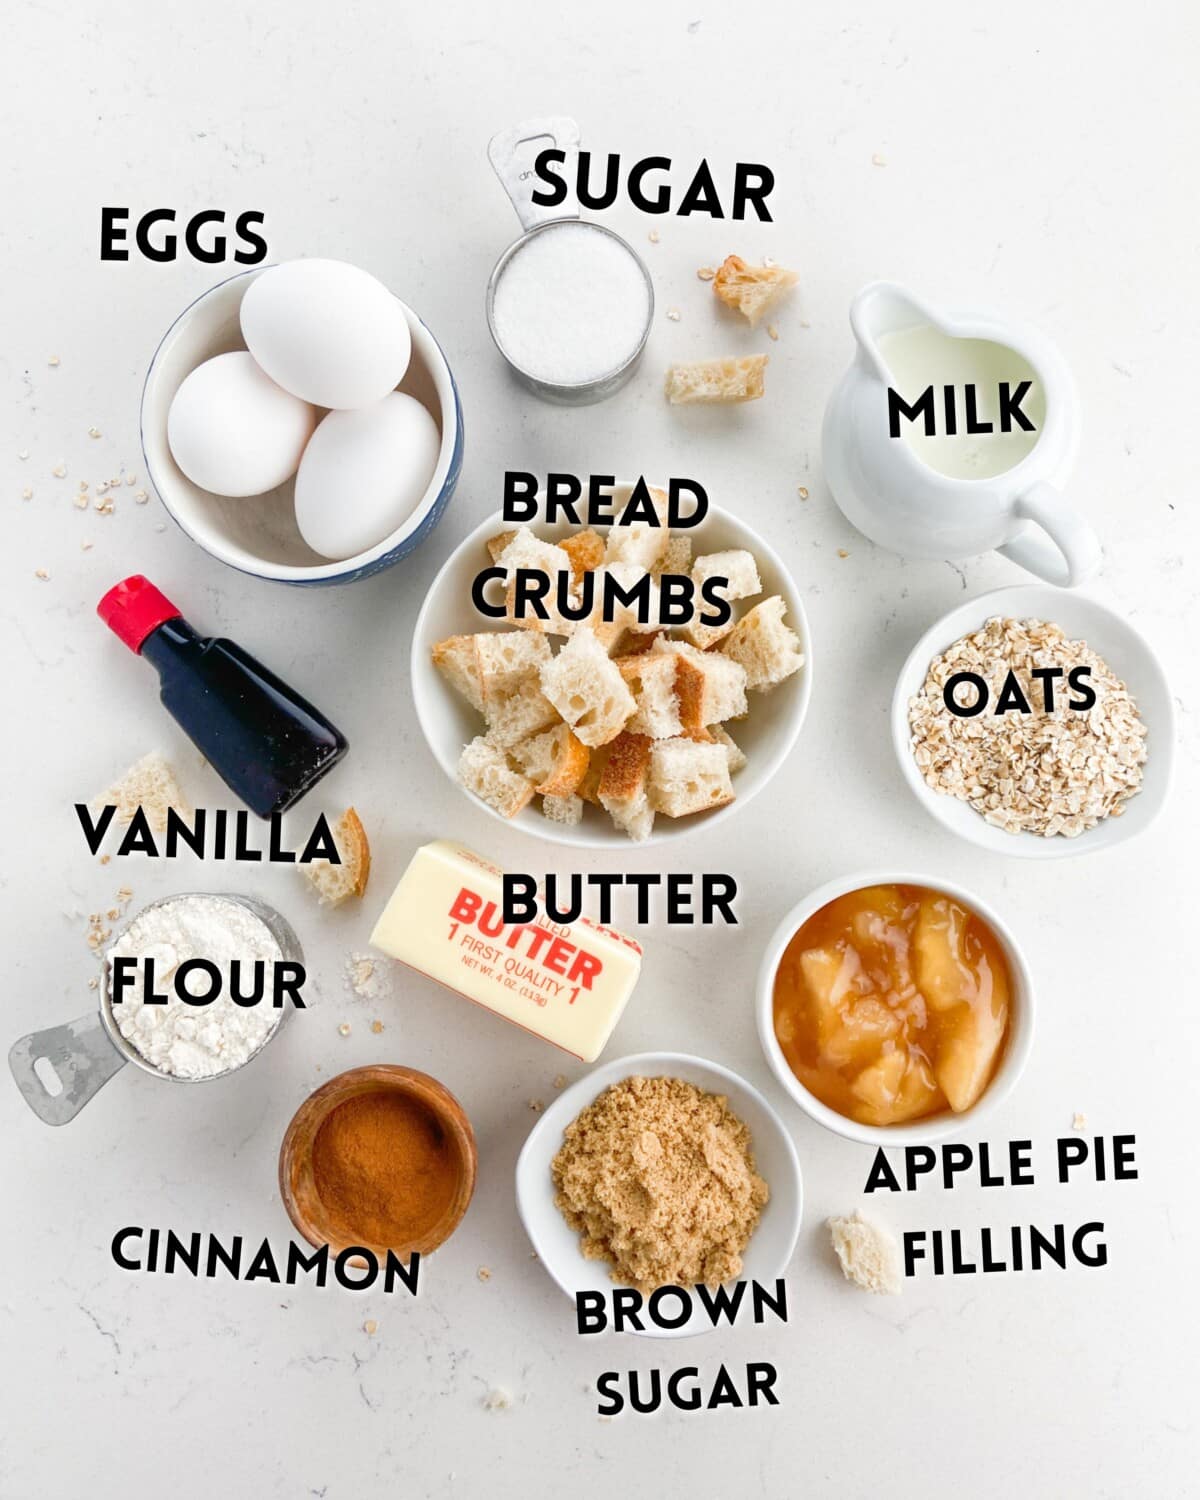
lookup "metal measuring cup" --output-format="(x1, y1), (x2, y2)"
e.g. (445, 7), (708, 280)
(485, 116), (655, 405)
(9, 893), (302, 1125)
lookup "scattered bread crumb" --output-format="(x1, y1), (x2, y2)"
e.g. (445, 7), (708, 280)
(766, 323), (780, 341)
(696, 266), (716, 281)
(828, 1212), (902, 1294)
(337, 1023), (351, 1037)
(648, 230), (660, 244)
(363, 1319), (377, 1335)
(88, 427), (101, 439)
(483, 1388), (511, 1411)
(477, 1266), (491, 1282)
(872, 153), (887, 166)
(837, 548), (850, 558)
(90, 751), (191, 833)
(21, 487), (32, 500)
(346, 953), (393, 1003)
(528, 1098), (544, 1113)
(370, 1019), (384, 1035)
(553, 1074), (567, 1090)
(797, 486), (809, 500)
(52, 464), (66, 477)
(1073, 1112), (1086, 1131)
(666, 307), (681, 321)
(48, 355), (60, 367)
(34, 568), (49, 580)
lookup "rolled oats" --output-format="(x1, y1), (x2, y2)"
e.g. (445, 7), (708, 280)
(908, 616), (1147, 838)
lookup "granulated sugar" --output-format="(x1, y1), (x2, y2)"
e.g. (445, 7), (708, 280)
(106, 894), (284, 1078)
(491, 222), (650, 385)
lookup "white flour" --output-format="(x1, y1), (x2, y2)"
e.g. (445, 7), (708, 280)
(107, 895), (284, 1079)
(491, 222), (650, 384)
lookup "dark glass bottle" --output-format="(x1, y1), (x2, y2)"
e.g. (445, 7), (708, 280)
(98, 575), (348, 817)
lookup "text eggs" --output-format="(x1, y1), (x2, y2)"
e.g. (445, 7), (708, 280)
(166, 352), (317, 498)
(240, 259), (412, 410)
(294, 393), (441, 560)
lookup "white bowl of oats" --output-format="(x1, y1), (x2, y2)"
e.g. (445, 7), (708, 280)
(891, 585), (1174, 858)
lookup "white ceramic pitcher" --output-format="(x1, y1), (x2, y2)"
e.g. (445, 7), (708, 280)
(822, 282), (1101, 586)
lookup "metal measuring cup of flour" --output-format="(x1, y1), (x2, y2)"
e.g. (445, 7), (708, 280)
(485, 116), (655, 405)
(8, 893), (302, 1126)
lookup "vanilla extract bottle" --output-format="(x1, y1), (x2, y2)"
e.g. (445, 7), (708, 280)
(98, 574), (347, 817)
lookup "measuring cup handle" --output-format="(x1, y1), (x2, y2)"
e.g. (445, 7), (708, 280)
(488, 117), (582, 233)
(998, 480), (1102, 588)
(9, 1012), (127, 1125)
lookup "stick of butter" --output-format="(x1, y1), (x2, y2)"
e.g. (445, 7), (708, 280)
(369, 841), (642, 1062)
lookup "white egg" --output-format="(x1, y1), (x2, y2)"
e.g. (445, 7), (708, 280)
(239, 259), (412, 409)
(166, 351), (317, 498)
(294, 393), (441, 560)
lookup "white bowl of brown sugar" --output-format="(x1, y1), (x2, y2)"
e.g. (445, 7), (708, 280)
(515, 1052), (803, 1339)
(891, 585), (1175, 859)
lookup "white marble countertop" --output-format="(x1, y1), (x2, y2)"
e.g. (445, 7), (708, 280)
(2, 2), (1197, 1495)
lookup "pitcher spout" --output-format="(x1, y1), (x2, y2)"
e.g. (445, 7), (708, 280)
(849, 282), (940, 380)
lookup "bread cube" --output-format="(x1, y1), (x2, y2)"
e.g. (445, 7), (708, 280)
(603, 486), (670, 571)
(431, 635), (485, 712)
(648, 737), (735, 818)
(457, 736), (535, 819)
(558, 529), (606, 582)
(539, 627), (636, 748)
(475, 631), (552, 702)
(509, 722), (589, 797)
(710, 724), (747, 773)
(664, 356), (768, 405)
(496, 527), (577, 635)
(652, 534), (693, 580)
(598, 732), (655, 842)
(618, 652), (683, 740)
(719, 595), (804, 690)
(483, 681), (559, 748)
(654, 638), (748, 728)
(712, 255), (799, 327)
(540, 793), (584, 827)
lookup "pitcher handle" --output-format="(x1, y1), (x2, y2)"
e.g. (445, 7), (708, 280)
(488, 117), (582, 234)
(998, 481), (1102, 588)
(9, 1012), (127, 1126)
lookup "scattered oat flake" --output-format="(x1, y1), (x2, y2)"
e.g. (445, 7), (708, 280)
(134, 490), (149, 503)
(553, 1075), (567, 1090)
(21, 487), (32, 500)
(696, 266), (716, 281)
(528, 1098), (544, 1113)
(96, 499), (115, 516)
(88, 427), (101, 439)
(1073, 1112), (1087, 1131)
(74, 495), (89, 510)
(363, 1319), (377, 1335)
(872, 153), (887, 166)
(666, 307), (681, 321)
(477, 1266), (491, 1282)
(52, 464), (66, 478)
(82, 540), (94, 550)
(338, 1022), (351, 1037)
(116, 886), (133, 904)
(766, 323), (780, 341)
(126, 474), (137, 486)
(35, 568), (49, 580)
(88, 976), (99, 990)
(48, 355), (60, 367)
(483, 1388), (512, 1411)
(797, 486), (809, 500)
(648, 230), (660, 244)
(837, 548), (850, 559)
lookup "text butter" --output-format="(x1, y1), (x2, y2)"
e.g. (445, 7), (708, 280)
(369, 841), (642, 1062)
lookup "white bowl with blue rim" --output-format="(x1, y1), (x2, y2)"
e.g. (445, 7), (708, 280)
(140, 267), (463, 585)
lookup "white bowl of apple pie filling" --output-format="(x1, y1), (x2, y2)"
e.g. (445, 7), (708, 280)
(756, 871), (1035, 1146)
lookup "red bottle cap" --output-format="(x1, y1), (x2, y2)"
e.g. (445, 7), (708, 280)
(97, 575), (181, 653)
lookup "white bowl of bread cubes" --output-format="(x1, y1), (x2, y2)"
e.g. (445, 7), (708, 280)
(412, 483), (812, 847)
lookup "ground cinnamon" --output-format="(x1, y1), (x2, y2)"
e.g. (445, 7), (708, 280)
(311, 1090), (459, 1250)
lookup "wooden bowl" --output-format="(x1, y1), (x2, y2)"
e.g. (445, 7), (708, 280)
(278, 1065), (477, 1257)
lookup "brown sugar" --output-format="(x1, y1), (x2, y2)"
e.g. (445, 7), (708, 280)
(551, 1076), (768, 1291)
(311, 1091), (459, 1250)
